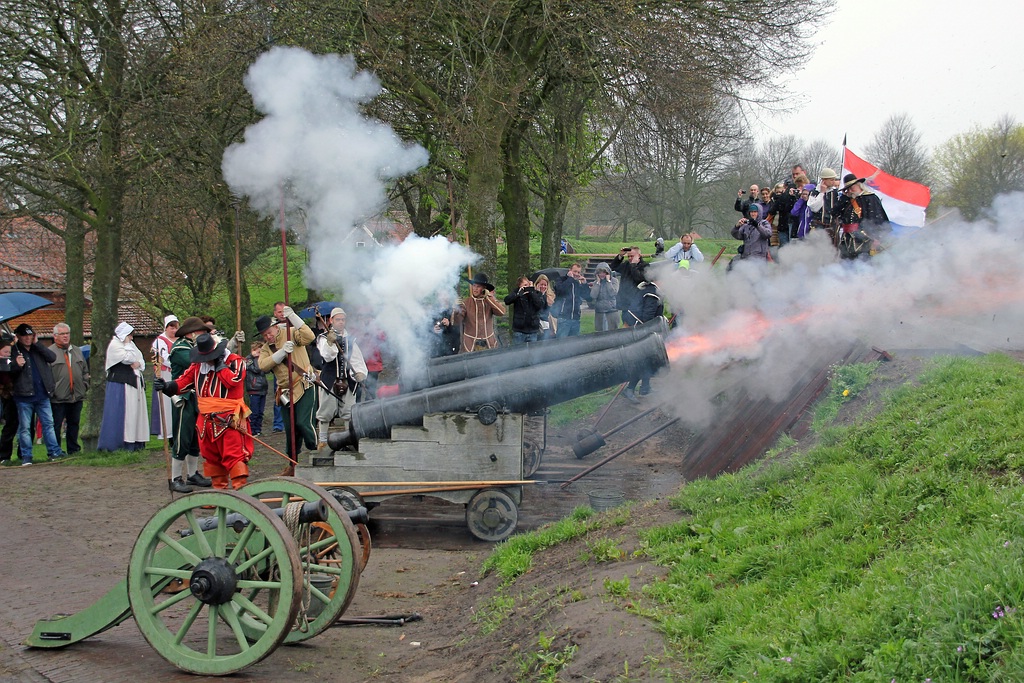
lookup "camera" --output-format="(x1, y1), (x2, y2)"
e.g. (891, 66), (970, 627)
(0, 330), (14, 346)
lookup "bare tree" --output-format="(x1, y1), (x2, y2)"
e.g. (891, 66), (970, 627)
(933, 115), (1024, 220)
(802, 139), (843, 181)
(865, 113), (931, 184)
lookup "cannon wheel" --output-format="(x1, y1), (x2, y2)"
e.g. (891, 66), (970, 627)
(126, 490), (301, 676)
(465, 488), (519, 542)
(240, 478), (361, 642)
(326, 486), (372, 571)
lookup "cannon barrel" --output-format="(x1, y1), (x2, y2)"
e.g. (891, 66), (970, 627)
(182, 499), (329, 535)
(402, 317), (668, 393)
(330, 332), (668, 449)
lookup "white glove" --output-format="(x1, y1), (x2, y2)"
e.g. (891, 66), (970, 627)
(283, 306), (303, 329)
(282, 340), (295, 354)
(271, 348), (287, 364)
(234, 330), (245, 343)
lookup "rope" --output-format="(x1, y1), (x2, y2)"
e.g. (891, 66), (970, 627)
(282, 501), (313, 632)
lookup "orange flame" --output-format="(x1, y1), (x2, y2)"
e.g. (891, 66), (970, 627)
(666, 309), (816, 362)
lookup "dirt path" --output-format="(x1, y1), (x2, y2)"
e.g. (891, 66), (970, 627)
(0, 395), (688, 682)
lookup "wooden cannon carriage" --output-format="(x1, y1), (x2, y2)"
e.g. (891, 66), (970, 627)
(301, 323), (669, 542)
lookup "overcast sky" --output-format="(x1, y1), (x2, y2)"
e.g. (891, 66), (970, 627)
(752, 0), (1022, 156)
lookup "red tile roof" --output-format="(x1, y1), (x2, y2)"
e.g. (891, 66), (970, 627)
(0, 262), (56, 291)
(0, 214), (160, 338)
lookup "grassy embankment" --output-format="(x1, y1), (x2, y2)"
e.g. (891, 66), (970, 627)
(484, 353), (1024, 682)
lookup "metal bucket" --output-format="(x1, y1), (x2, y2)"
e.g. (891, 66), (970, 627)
(304, 574), (336, 620)
(587, 489), (624, 512)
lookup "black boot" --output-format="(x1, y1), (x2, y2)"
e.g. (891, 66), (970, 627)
(187, 472), (213, 488)
(169, 477), (193, 494)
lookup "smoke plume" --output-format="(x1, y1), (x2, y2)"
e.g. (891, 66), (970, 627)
(222, 47), (476, 374)
(657, 196), (1024, 428)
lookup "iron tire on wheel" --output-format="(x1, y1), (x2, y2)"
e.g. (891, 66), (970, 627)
(240, 478), (362, 643)
(465, 488), (519, 542)
(126, 490), (301, 676)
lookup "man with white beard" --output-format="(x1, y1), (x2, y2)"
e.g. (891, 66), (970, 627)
(315, 308), (367, 449)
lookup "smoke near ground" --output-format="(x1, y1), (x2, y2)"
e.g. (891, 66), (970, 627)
(658, 196), (1024, 428)
(222, 47), (476, 375)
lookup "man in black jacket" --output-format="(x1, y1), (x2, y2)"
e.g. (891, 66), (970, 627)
(612, 247), (649, 328)
(10, 323), (65, 464)
(622, 280), (664, 403)
(504, 277), (546, 344)
(553, 264), (591, 338)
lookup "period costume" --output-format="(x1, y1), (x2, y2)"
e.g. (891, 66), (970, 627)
(165, 316), (212, 491)
(454, 273), (506, 352)
(97, 322), (149, 452)
(149, 314), (177, 438)
(833, 174), (889, 260)
(315, 308), (368, 445)
(257, 311), (319, 458)
(156, 334), (253, 490)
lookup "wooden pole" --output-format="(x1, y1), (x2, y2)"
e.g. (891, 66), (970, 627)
(560, 418), (680, 489)
(279, 190), (296, 476)
(151, 347), (173, 499)
(314, 480), (536, 487)
(234, 204), (242, 333)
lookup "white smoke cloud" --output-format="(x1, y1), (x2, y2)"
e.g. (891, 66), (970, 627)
(657, 196), (1024, 427)
(222, 47), (477, 375)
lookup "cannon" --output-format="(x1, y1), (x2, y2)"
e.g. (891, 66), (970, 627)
(303, 330), (669, 542)
(27, 478), (366, 676)
(400, 317), (668, 392)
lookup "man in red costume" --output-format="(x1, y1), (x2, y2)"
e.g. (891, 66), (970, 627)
(153, 332), (253, 490)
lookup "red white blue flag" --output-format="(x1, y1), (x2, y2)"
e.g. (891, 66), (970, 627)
(843, 147), (931, 232)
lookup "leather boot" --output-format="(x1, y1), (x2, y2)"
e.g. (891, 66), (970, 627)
(228, 460), (249, 490)
(205, 462), (230, 490)
(169, 477), (193, 494)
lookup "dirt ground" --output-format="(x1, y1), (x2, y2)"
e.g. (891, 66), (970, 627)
(0, 384), (696, 683)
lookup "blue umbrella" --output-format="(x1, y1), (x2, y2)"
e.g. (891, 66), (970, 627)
(0, 292), (54, 323)
(298, 301), (342, 320)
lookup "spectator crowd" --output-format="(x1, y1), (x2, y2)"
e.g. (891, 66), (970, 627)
(0, 162), (888, 484)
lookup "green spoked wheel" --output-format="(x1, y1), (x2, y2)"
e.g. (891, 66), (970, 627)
(241, 478), (361, 642)
(126, 490), (301, 676)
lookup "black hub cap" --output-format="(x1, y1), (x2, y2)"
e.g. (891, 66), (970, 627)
(189, 557), (238, 605)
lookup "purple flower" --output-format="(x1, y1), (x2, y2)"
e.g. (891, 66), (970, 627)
(1004, 541), (1011, 548)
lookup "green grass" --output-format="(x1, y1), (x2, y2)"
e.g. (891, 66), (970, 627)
(482, 506), (599, 584)
(634, 353), (1024, 681)
(547, 384), (620, 427)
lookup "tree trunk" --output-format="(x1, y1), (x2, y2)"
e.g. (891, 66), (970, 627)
(464, 143), (501, 278)
(540, 103), (570, 267)
(63, 209), (87, 346)
(500, 120), (531, 289)
(85, 0), (128, 440)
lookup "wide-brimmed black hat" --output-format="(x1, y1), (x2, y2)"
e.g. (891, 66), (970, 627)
(841, 173), (865, 191)
(175, 316), (208, 338)
(190, 333), (227, 363)
(464, 273), (495, 291)
(254, 315), (275, 334)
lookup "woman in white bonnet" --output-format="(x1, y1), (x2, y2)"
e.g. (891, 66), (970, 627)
(97, 322), (150, 451)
